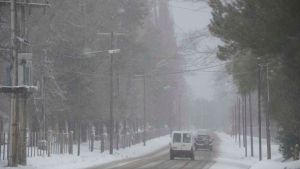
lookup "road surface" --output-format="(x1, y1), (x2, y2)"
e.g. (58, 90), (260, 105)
(88, 137), (219, 169)
(88, 148), (215, 169)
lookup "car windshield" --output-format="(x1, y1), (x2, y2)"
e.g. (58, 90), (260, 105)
(183, 133), (191, 143)
(198, 135), (209, 140)
(173, 133), (181, 143)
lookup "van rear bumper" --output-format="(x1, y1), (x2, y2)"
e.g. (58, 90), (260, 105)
(170, 149), (193, 157)
(195, 144), (212, 150)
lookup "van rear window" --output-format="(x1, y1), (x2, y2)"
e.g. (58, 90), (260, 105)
(173, 133), (181, 143)
(183, 133), (191, 143)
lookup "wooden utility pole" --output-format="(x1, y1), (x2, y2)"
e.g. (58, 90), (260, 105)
(238, 97), (241, 148)
(244, 95), (247, 157)
(242, 96), (245, 148)
(96, 32), (124, 155)
(9, 0), (18, 166)
(109, 32), (114, 155)
(77, 120), (81, 156)
(235, 103), (237, 142)
(232, 107), (235, 138)
(258, 65), (262, 161)
(0, 1), (50, 166)
(266, 64), (271, 159)
(18, 2), (27, 165)
(143, 75), (146, 146)
(41, 51), (47, 143)
(19, 91), (28, 165)
(249, 93), (254, 157)
(178, 94), (182, 130)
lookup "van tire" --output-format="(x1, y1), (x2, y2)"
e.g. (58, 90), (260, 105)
(191, 151), (195, 160)
(170, 151), (174, 160)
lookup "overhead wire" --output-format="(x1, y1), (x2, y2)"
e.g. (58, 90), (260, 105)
(168, 3), (210, 12)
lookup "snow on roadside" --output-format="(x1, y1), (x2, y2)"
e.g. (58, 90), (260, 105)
(211, 132), (300, 169)
(250, 156), (300, 169)
(0, 135), (170, 169)
(210, 132), (255, 169)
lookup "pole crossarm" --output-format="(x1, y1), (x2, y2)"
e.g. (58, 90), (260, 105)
(0, 0), (50, 7)
(0, 85), (38, 94)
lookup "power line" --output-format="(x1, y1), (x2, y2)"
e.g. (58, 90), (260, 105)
(153, 63), (226, 76)
(46, 63), (226, 79)
(168, 4), (210, 12)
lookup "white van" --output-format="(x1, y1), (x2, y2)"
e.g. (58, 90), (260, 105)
(170, 131), (195, 160)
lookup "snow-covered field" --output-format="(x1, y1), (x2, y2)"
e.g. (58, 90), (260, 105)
(0, 135), (170, 169)
(211, 132), (300, 169)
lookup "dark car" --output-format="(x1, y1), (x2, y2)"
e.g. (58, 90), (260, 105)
(194, 133), (213, 151)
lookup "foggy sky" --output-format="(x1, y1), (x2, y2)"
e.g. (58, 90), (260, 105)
(171, 1), (223, 101)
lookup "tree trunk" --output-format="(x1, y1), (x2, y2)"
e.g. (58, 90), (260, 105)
(77, 120), (81, 156)
(100, 121), (104, 153)
(81, 123), (87, 142)
(116, 120), (119, 150)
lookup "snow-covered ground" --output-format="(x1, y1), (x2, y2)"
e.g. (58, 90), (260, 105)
(2, 132), (300, 169)
(211, 132), (300, 169)
(0, 135), (170, 169)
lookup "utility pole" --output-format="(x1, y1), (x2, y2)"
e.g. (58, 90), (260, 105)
(178, 93), (182, 130)
(235, 103), (237, 142)
(42, 52), (46, 139)
(96, 32), (125, 154)
(0, 0), (49, 166)
(143, 75), (146, 146)
(242, 96), (245, 148)
(19, 3), (27, 165)
(258, 65), (262, 161)
(9, 0), (18, 166)
(109, 32), (114, 155)
(232, 108), (235, 138)
(266, 64), (271, 159)
(244, 95), (247, 157)
(238, 97), (241, 148)
(249, 92), (254, 157)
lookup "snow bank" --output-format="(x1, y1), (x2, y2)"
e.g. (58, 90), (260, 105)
(210, 132), (255, 169)
(212, 132), (300, 169)
(250, 159), (300, 169)
(0, 135), (170, 169)
(250, 154), (300, 169)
